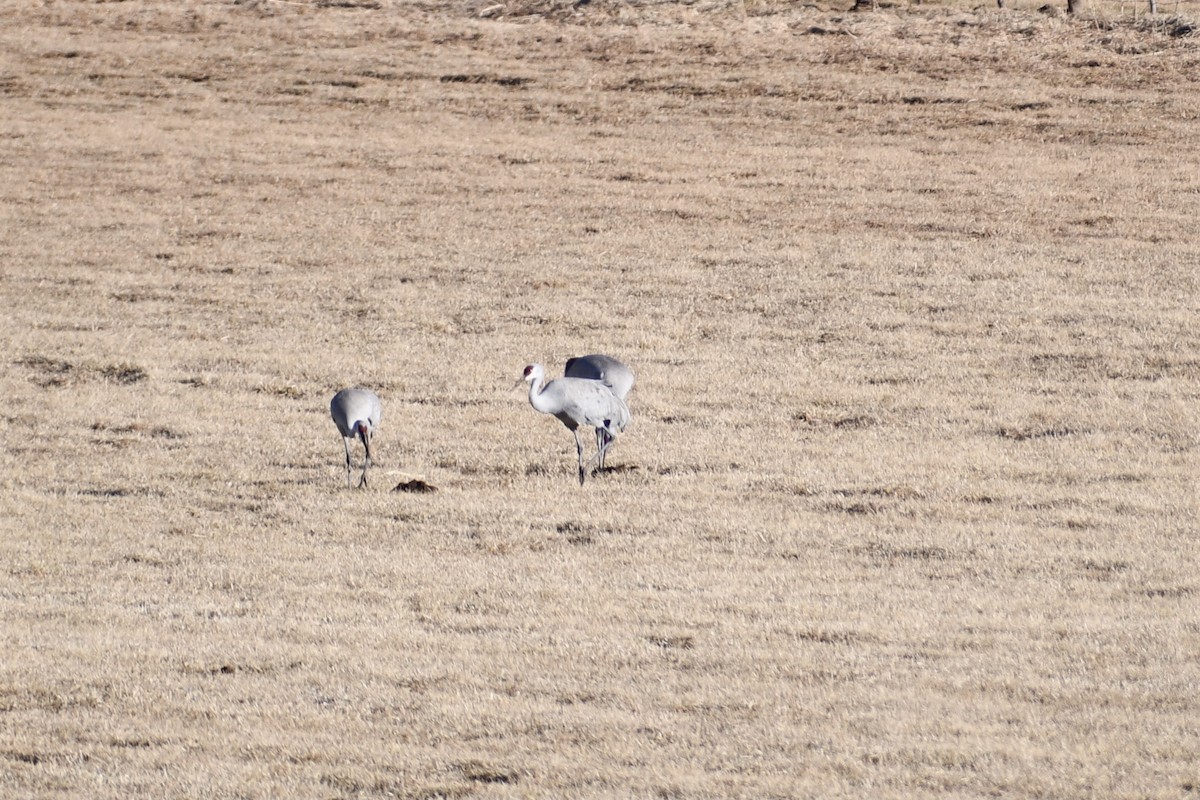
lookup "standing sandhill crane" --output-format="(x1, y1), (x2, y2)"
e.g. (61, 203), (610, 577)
(521, 363), (630, 485)
(564, 354), (635, 471)
(330, 388), (382, 488)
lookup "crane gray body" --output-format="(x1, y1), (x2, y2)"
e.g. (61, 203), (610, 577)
(563, 354), (634, 469)
(330, 387), (382, 488)
(522, 363), (630, 485)
(564, 354), (634, 400)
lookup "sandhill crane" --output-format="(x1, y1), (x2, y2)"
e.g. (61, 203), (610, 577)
(564, 354), (634, 470)
(330, 388), (382, 488)
(521, 363), (630, 485)
(564, 354), (635, 400)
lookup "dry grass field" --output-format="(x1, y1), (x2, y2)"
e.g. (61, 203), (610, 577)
(1, 0), (1198, 797)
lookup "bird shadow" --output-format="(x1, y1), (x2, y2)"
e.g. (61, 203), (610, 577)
(594, 464), (641, 477)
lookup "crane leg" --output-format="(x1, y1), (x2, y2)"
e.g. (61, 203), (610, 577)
(599, 428), (616, 471)
(342, 438), (353, 488)
(574, 429), (586, 485)
(594, 428), (606, 471)
(582, 428), (608, 480)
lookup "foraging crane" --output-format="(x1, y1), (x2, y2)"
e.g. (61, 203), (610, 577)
(565, 354), (634, 400)
(564, 354), (634, 470)
(521, 363), (630, 485)
(330, 388), (382, 488)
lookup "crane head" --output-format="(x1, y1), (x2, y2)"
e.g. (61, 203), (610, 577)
(519, 364), (543, 387)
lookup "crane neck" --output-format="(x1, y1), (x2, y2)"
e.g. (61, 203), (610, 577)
(527, 375), (553, 415)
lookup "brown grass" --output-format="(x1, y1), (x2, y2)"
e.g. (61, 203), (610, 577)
(1, 0), (1198, 797)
